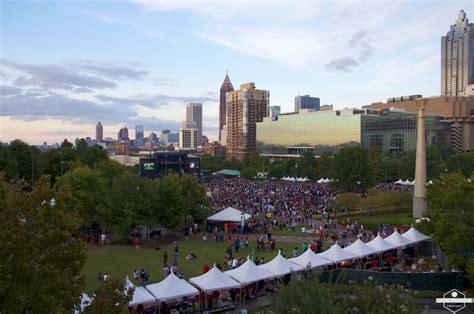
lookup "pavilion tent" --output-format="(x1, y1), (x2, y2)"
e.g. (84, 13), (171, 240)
(189, 266), (241, 293)
(403, 179), (411, 186)
(317, 244), (358, 264)
(401, 227), (431, 244)
(146, 273), (199, 302)
(288, 248), (332, 269)
(225, 258), (275, 285)
(317, 178), (325, 184)
(258, 251), (305, 277)
(125, 279), (157, 308)
(74, 293), (92, 314)
(384, 231), (413, 248)
(408, 180), (415, 186)
(366, 234), (397, 253)
(343, 239), (379, 257)
(206, 207), (251, 222)
(394, 179), (403, 185)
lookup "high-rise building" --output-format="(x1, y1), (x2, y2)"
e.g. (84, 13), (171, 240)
(295, 95), (320, 112)
(96, 121), (103, 141)
(441, 10), (474, 96)
(135, 125), (144, 140)
(117, 126), (129, 142)
(219, 72), (234, 142)
(179, 128), (199, 150)
(256, 108), (451, 158)
(186, 103), (203, 145)
(148, 132), (158, 143)
(226, 82), (269, 160)
(269, 106), (281, 118)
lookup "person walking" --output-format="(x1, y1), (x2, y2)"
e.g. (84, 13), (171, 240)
(134, 238), (140, 251)
(133, 269), (139, 284)
(140, 268), (146, 286)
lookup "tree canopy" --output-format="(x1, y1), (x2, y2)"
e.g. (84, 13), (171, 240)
(0, 175), (86, 312)
(331, 146), (374, 191)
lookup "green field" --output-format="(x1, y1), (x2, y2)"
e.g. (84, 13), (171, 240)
(84, 237), (301, 292)
(336, 210), (415, 230)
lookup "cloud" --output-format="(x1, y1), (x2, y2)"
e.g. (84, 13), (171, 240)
(325, 57), (359, 72)
(1, 59), (117, 90)
(154, 78), (179, 87)
(78, 62), (148, 80)
(349, 30), (367, 47)
(0, 85), (22, 96)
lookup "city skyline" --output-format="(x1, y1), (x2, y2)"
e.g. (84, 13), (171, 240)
(1, 1), (473, 144)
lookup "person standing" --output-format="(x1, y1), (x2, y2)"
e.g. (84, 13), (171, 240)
(173, 247), (179, 267)
(133, 269), (139, 284)
(163, 251), (168, 267)
(203, 263), (209, 273)
(101, 233), (106, 246)
(140, 268), (146, 286)
(134, 238), (140, 251)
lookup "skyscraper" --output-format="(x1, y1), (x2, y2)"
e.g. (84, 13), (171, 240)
(117, 126), (129, 141)
(219, 72), (234, 142)
(441, 10), (474, 96)
(135, 125), (144, 140)
(96, 121), (103, 141)
(186, 103), (203, 145)
(179, 128), (199, 150)
(226, 82), (269, 160)
(295, 95), (320, 112)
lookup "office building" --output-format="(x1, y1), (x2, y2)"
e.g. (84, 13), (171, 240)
(203, 143), (226, 159)
(96, 121), (103, 141)
(320, 105), (334, 111)
(186, 103), (203, 145)
(219, 72), (234, 142)
(269, 106), (281, 118)
(256, 108), (451, 159)
(168, 132), (179, 143)
(182, 120), (197, 129)
(148, 132), (158, 143)
(117, 126), (129, 142)
(226, 82), (269, 160)
(441, 10), (474, 96)
(179, 128), (199, 150)
(135, 125), (144, 140)
(295, 95), (320, 112)
(364, 95), (474, 152)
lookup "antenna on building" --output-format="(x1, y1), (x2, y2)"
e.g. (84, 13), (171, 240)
(226, 69), (228, 76)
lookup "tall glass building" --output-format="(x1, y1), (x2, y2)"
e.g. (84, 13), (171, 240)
(256, 109), (451, 158)
(295, 95), (320, 112)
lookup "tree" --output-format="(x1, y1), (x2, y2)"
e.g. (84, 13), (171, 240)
(446, 152), (474, 177)
(316, 152), (333, 178)
(81, 145), (108, 168)
(367, 146), (383, 183)
(331, 147), (373, 191)
(61, 167), (105, 227)
(176, 174), (210, 225)
(298, 151), (318, 180)
(0, 175), (86, 312)
(420, 172), (474, 273)
(83, 278), (133, 314)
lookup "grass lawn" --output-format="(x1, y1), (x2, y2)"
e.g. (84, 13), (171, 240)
(335, 210), (415, 230)
(84, 236), (301, 292)
(271, 228), (315, 237)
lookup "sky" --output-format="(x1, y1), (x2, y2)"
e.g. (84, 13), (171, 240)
(1, 0), (473, 145)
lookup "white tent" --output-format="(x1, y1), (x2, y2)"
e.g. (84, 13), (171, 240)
(317, 178), (325, 184)
(366, 234), (397, 253)
(343, 239), (379, 258)
(384, 231), (412, 248)
(317, 244), (358, 264)
(125, 279), (157, 307)
(303, 177), (309, 182)
(281, 176), (287, 181)
(207, 207), (251, 222)
(74, 293), (92, 314)
(225, 258), (275, 285)
(258, 251), (305, 277)
(401, 227), (431, 244)
(403, 179), (411, 186)
(288, 248), (332, 269)
(189, 266), (241, 293)
(146, 273), (199, 302)
(408, 180), (415, 186)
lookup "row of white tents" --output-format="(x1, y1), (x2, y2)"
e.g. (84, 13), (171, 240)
(281, 177), (310, 182)
(280, 177), (335, 183)
(394, 179), (434, 186)
(78, 227), (430, 312)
